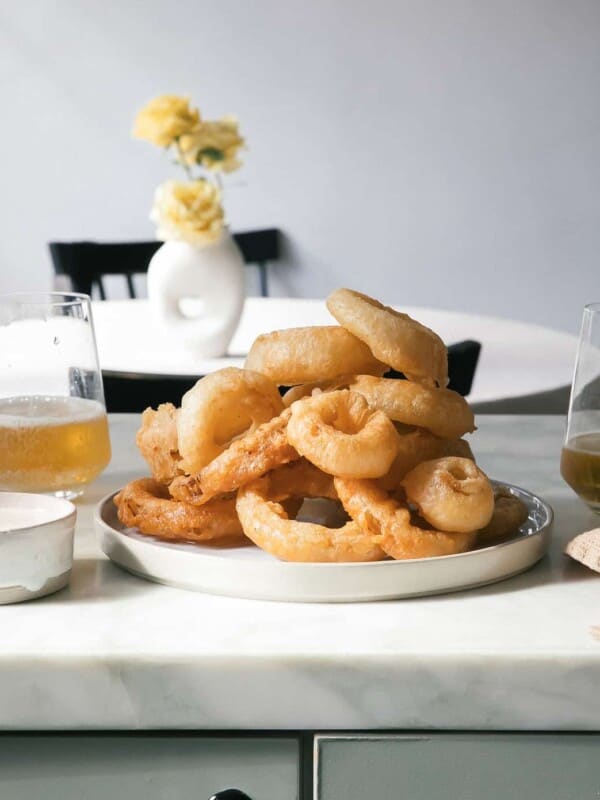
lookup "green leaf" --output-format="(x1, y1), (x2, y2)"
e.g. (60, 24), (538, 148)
(197, 147), (225, 163)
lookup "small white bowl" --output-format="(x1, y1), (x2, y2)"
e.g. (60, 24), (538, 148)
(0, 493), (76, 603)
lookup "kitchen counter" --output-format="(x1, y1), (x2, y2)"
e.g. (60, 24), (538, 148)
(2, 415), (599, 732)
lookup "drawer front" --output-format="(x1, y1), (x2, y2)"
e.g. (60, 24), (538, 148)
(315, 734), (600, 800)
(0, 735), (298, 800)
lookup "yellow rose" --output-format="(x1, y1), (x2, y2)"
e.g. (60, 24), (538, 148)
(133, 95), (201, 148)
(179, 116), (245, 172)
(150, 180), (224, 245)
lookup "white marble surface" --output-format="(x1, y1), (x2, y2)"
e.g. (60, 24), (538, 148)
(1, 414), (600, 731)
(91, 298), (577, 405)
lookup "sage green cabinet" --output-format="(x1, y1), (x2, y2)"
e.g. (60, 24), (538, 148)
(0, 735), (299, 800)
(314, 734), (600, 800)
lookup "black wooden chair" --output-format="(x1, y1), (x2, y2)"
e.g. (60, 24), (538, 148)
(49, 229), (280, 299)
(98, 340), (481, 413)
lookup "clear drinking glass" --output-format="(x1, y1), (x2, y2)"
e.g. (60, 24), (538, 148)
(561, 303), (600, 512)
(0, 292), (111, 498)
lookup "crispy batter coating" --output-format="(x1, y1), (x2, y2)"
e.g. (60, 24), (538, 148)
(335, 476), (477, 560)
(285, 375), (474, 440)
(477, 487), (529, 543)
(114, 477), (244, 543)
(170, 408), (299, 505)
(377, 430), (475, 491)
(135, 404), (183, 484)
(178, 368), (284, 474)
(401, 457), (494, 533)
(287, 390), (400, 479)
(236, 461), (385, 562)
(245, 326), (386, 385)
(327, 288), (448, 387)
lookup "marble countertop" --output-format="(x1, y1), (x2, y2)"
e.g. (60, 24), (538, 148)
(2, 414), (600, 732)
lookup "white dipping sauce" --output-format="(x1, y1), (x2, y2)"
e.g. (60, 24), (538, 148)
(0, 508), (57, 532)
(0, 493), (75, 596)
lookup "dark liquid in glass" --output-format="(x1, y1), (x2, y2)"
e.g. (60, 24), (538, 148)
(561, 432), (600, 512)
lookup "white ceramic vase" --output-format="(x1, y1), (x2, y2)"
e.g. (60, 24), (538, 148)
(147, 232), (245, 358)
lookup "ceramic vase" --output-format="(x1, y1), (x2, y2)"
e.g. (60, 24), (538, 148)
(147, 232), (245, 357)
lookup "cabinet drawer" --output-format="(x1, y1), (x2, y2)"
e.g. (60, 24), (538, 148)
(315, 734), (600, 800)
(0, 735), (298, 800)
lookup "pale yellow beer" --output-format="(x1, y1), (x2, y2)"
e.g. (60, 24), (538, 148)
(0, 395), (111, 493)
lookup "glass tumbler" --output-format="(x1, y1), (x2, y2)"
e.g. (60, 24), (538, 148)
(561, 303), (600, 512)
(0, 292), (111, 498)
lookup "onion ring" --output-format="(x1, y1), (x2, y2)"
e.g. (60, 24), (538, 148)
(326, 288), (448, 387)
(178, 367), (284, 474)
(349, 375), (473, 438)
(114, 478), (244, 543)
(244, 326), (386, 385)
(477, 487), (529, 543)
(378, 430), (474, 491)
(236, 461), (385, 562)
(401, 457), (494, 533)
(287, 390), (399, 479)
(284, 374), (474, 439)
(334, 476), (477, 559)
(170, 408), (299, 505)
(282, 375), (354, 407)
(135, 403), (183, 484)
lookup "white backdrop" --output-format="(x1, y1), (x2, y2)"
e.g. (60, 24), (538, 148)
(1, 0), (599, 331)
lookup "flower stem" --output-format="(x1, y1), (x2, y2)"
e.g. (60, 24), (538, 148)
(174, 139), (194, 180)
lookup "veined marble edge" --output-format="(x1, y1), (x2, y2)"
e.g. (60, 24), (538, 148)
(0, 651), (597, 663)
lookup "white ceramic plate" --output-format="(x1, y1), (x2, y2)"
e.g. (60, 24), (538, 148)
(96, 482), (552, 603)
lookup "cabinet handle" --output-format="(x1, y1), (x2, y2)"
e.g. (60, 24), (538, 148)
(209, 791), (254, 800)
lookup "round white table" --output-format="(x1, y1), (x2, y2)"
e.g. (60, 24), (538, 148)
(91, 298), (577, 407)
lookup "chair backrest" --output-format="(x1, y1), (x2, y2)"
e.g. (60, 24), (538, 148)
(382, 340), (481, 397)
(49, 229), (280, 299)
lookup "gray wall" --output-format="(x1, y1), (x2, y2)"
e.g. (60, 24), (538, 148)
(2, 0), (599, 331)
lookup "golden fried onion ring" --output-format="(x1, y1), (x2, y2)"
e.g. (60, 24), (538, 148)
(285, 374), (474, 439)
(136, 403), (183, 484)
(245, 326), (385, 385)
(326, 288), (448, 387)
(378, 430), (474, 491)
(334, 476), (477, 560)
(287, 390), (400, 479)
(477, 487), (529, 543)
(170, 408), (299, 505)
(178, 367), (284, 474)
(114, 478), (244, 543)
(401, 457), (494, 533)
(236, 461), (385, 562)
(282, 379), (340, 407)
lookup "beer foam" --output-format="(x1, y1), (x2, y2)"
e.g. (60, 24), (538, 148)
(0, 395), (105, 428)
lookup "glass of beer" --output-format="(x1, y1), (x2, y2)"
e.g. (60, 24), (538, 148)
(561, 303), (600, 512)
(0, 292), (111, 498)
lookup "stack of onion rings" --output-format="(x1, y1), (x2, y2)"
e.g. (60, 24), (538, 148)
(117, 287), (528, 561)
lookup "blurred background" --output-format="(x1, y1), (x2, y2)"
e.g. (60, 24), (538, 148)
(1, 0), (599, 331)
